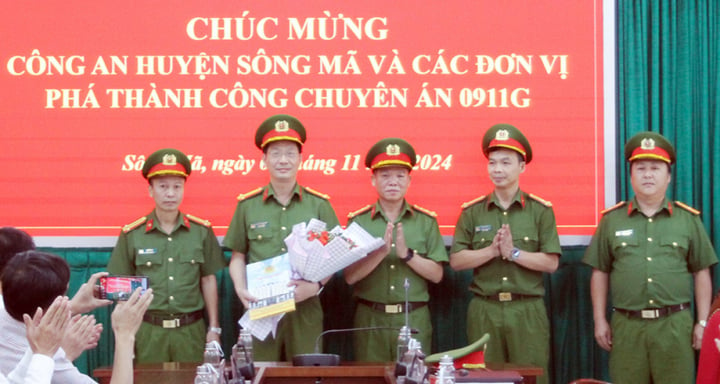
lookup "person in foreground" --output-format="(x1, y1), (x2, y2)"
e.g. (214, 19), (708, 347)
(583, 131), (717, 384)
(345, 137), (447, 361)
(449, 124), (560, 384)
(108, 287), (154, 384)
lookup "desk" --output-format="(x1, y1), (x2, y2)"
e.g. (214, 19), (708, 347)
(93, 361), (541, 384)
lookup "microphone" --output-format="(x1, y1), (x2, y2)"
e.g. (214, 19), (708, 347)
(292, 326), (420, 366)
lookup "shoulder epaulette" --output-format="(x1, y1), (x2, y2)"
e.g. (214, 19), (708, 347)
(413, 204), (438, 217)
(185, 213), (212, 227)
(347, 205), (372, 219)
(461, 195), (487, 209)
(304, 186), (331, 200)
(122, 216), (147, 233)
(675, 201), (701, 215)
(528, 193), (553, 207)
(600, 201), (626, 215)
(236, 187), (263, 201)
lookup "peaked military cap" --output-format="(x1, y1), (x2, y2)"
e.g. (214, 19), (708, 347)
(624, 131), (676, 164)
(482, 123), (532, 163)
(142, 148), (191, 179)
(365, 138), (417, 171)
(255, 114), (307, 150)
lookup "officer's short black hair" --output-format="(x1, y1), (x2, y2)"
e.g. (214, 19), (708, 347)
(0, 227), (35, 278)
(1, 250), (70, 322)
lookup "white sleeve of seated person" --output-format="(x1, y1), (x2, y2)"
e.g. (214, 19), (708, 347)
(6, 350), (54, 384)
(50, 348), (98, 384)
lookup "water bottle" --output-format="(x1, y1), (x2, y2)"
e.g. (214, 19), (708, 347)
(396, 325), (411, 362)
(194, 364), (216, 384)
(203, 341), (225, 383)
(436, 355), (456, 384)
(232, 328), (255, 380)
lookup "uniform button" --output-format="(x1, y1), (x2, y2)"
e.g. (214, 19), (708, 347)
(390, 286), (395, 290)
(391, 243), (396, 248)
(502, 277), (508, 281)
(648, 278), (653, 283)
(169, 276), (174, 280)
(169, 296), (175, 301)
(649, 299), (654, 304)
(281, 247), (286, 252)
(648, 218), (653, 223)
(281, 226), (287, 231)
(390, 265), (396, 270)
(258, 235), (263, 240)
(647, 237), (653, 242)
(168, 258), (173, 262)
(647, 257), (652, 261)
(672, 242), (678, 247)
(191, 260), (195, 264)
(168, 237), (173, 242)
(481, 238), (486, 243)
(146, 261), (152, 267)
(282, 207), (287, 211)
(621, 242), (627, 247)
(524, 236), (529, 241)
(503, 212), (508, 216)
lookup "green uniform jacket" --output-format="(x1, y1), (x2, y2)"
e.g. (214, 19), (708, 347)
(583, 197), (718, 310)
(223, 183), (340, 262)
(108, 210), (226, 314)
(450, 190), (561, 296)
(348, 200), (448, 303)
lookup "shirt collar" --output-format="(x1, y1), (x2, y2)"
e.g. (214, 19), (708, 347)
(487, 189), (525, 210)
(627, 196), (673, 216)
(370, 199), (414, 221)
(263, 183), (302, 203)
(146, 210), (188, 233)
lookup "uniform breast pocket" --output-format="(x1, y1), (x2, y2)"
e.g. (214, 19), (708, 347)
(660, 236), (689, 258)
(471, 226), (495, 249)
(134, 251), (163, 270)
(248, 226), (274, 244)
(611, 236), (640, 263)
(514, 231), (539, 251)
(179, 244), (205, 265)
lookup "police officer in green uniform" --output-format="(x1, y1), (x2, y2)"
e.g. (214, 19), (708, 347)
(108, 148), (226, 363)
(449, 124), (560, 384)
(345, 138), (447, 362)
(583, 132), (717, 384)
(224, 114), (339, 361)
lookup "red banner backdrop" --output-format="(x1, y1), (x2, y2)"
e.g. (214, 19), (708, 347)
(1, 1), (604, 239)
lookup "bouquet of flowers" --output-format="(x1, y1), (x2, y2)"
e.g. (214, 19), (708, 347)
(284, 218), (385, 282)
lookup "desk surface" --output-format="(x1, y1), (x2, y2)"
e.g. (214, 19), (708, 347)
(93, 361), (541, 384)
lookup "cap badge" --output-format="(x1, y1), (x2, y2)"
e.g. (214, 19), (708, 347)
(274, 120), (289, 132)
(162, 153), (177, 166)
(495, 129), (510, 141)
(640, 138), (655, 150)
(386, 144), (401, 156)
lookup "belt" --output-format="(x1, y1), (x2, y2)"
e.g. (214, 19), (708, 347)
(143, 310), (204, 328)
(614, 302), (690, 320)
(478, 292), (542, 302)
(358, 298), (427, 314)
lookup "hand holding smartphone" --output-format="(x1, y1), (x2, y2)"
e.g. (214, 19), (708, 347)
(99, 276), (149, 301)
